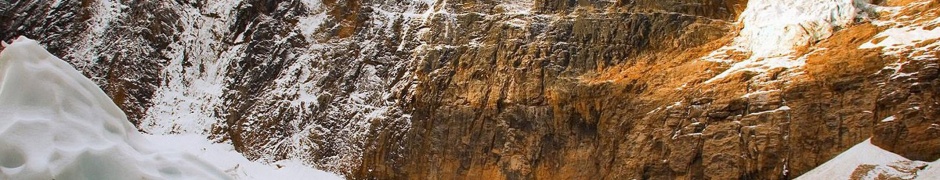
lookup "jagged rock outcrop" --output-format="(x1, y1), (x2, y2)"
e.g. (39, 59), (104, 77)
(1, 0), (938, 179)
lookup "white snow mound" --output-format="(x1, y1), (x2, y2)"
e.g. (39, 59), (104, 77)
(798, 138), (940, 180)
(797, 139), (909, 179)
(0, 37), (231, 180)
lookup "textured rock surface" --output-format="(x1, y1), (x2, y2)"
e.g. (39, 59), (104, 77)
(868, 0), (940, 162)
(2, 0), (939, 179)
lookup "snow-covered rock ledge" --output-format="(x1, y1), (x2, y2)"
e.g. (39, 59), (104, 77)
(0, 37), (341, 180)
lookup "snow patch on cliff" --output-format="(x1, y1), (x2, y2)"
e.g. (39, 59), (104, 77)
(861, 25), (940, 52)
(142, 1), (245, 134)
(298, 13), (328, 37)
(861, 1), (940, 56)
(861, 0), (940, 85)
(68, 0), (126, 70)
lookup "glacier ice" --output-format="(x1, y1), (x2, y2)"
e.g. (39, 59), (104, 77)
(737, 0), (873, 58)
(705, 0), (874, 83)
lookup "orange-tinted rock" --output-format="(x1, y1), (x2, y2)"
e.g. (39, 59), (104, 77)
(868, 0), (940, 163)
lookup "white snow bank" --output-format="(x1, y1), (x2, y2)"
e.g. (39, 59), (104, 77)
(0, 37), (230, 179)
(798, 138), (940, 180)
(143, 134), (343, 180)
(0, 37), (343, 180)
(797, 139), (909, 179)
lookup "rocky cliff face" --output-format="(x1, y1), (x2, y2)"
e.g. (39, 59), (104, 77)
(1, 0), (938, 179)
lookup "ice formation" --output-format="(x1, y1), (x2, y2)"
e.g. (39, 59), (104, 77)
(0, 37), (230, 179)
(705, 0), (873, 82)
(736, 0), (872, 58)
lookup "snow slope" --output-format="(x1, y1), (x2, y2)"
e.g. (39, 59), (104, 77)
(798, 139), (940, 180)
(797, 139), (911, 179)
(0, 37), (340, 179)
(0, 37), (229, 179)
(143, 134), (342, 180)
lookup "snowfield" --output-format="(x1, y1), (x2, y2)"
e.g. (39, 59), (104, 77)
(0, 37), (341, 180)
(143, 134), (342, 180)
(798, 139), (940, 179)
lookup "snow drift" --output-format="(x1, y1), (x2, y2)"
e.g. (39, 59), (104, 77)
(0, 37), (230, 179)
